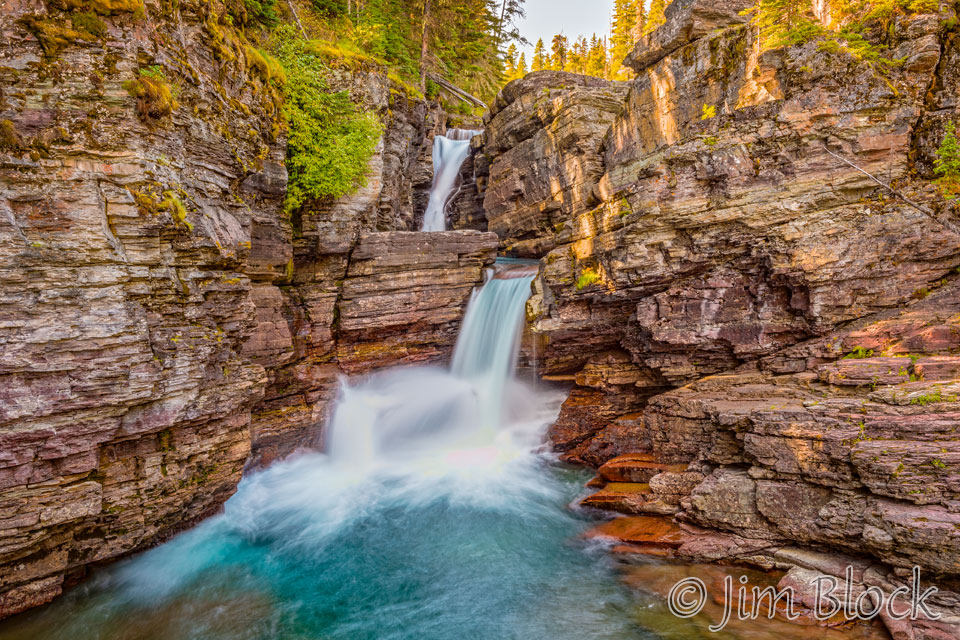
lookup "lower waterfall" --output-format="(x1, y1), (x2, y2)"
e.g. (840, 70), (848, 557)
(0, 270), (647, 640)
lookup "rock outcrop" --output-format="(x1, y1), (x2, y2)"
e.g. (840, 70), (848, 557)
(247, 229), (497, 467)
(0, 0), (494, 616)
(459, 1), (960, 637)
(467, 5), (960, 462)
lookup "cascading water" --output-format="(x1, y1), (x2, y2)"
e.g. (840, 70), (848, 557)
(0, 267), (649, 640)
(420, 128), (482, 232)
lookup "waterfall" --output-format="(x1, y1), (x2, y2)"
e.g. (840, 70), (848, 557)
(327, 268), (535, 466)
(420, 128), (482, 232)
(451, 275), (535, 430)
(0, 266), (650, 640)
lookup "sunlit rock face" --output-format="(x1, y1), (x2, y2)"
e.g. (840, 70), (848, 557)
(468, 3), (960, 464)
(0, 0), (489, 616)
(460, 0), (960, 625)
(474, 72), (630, 257)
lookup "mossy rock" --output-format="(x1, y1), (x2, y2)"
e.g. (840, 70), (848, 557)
(0, 120), (25, 152)
(18, 14), (98, 57)
(71, 11), (109, 39)
(123, 67), (178, 121)
(51, 0), (144, 16)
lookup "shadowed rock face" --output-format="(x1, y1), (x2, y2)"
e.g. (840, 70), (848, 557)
(0, 0), (494, 616)
(457, 1), (960, 634)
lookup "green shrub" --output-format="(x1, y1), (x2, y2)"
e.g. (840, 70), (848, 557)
(243, 0), (278, 27)
(425, 78), (440, 100)
(910, 389), (943, 405)
(843, 346), (875, 359)
(310, 0), (348, 18)
(935, 120), (960, 200)
(123, 66), (178, 120)
(576, 268), (601, 290)
(273, 26), (383, 213)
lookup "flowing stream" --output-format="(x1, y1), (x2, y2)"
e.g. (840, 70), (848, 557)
(420, 129), (481, 232)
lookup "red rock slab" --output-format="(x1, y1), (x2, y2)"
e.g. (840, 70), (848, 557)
(584, 515), (687, 548)
(585, 475), (605, 489)
(597, 453), (688, 483)
(914, 356), (960, 382)
(817, 357), (913, 387)
(580, 482), (652, 513)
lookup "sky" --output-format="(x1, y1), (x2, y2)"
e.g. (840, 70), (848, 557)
(514, 0), (617, 59)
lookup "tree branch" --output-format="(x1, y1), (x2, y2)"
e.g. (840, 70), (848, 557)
(427, 73), (488, 109)
(286, 0), (307, 38)
(821, 142), (960, 236)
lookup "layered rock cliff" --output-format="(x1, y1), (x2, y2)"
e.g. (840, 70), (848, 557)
(457, 0), (960, 636)
(0, 0), (495, 616)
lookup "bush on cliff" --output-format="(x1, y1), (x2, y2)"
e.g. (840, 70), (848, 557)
(123, 65), (178, 121)
(935, 121), (960, 200)
(749, 0), (939, 73)
(272, 25), (383, 213)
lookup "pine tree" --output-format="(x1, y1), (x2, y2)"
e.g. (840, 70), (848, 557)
(532, 37), (547, 71)
(505, 43), (518, 78)
(610, 0), (637, 79)
(633, 0), (646, 41)
(496, 0), (527, 45)
(935, 120), (960, 200)
(515, 52), (528, 78)
(586, 34), (608, 78)
(568, 36), (589, 74)
(550, 33), (568, 71)
(752, 0), (820, 49)
(645, 0), (669, 34)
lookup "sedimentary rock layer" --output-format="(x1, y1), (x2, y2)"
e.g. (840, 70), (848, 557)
(0, 0), (493, 615)
(459, 2), (960, 635)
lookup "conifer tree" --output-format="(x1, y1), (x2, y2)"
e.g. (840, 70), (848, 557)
(935, 120), (960, 200)
(568, 36), (588, 74)
(752, 0), (819, 49)
(645, 0), (669, 34)
(633, 0), (646, 41)
(550, 34), (569, 71)
(610, 0), (637, 79)
(515, 52), (528, 79)
(505, 43), (518, 78)
(532, 37), (548, 71)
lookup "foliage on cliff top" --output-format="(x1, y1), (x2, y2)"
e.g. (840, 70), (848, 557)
(935, 121), (960, 200)
(290, 0), (519, 105)
(748, 0), (940, 72)
(272, 25), (383, 212)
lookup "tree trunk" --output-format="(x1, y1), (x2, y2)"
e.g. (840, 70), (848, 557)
(420, 0), (431, 90)
(498, 0), (507, 43)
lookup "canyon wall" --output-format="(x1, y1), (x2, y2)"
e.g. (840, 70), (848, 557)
(0, 0), (495, 616)
(459, 0), (960, 636)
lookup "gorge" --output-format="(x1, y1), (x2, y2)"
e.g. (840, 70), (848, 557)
(2, 0), (960, 638)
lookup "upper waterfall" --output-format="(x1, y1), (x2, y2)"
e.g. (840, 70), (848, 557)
(420, 128), (482, 232)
